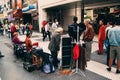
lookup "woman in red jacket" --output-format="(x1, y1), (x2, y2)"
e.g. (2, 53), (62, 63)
(98, 20), (106, 55)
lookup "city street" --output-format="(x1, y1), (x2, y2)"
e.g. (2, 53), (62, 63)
(0, 0), (120, 80)
(0, 32), (120, 80)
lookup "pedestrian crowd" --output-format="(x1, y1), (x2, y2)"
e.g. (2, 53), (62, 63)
(0, 18), (63, 73)
(0, 16), (120, 74)
(68, 16), (120, 74)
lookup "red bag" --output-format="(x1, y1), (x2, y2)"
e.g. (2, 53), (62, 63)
(73, 44), (80, 60)
(32, 42), (39, 47)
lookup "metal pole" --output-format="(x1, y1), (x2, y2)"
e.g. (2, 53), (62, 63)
(75, 2), (77, 16)
(81, 0), (84, 22)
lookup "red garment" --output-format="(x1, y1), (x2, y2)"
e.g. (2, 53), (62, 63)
(29, 25), (33, 30)
(98, 25), (106, 54)
(33, 42), (39, 47)
(98, 40), (104, 54)
(98, 25), (106, 41)
(11, 25), (16, 33)
(42, 21), (47, 27)
(25, 37), (32, 51)
(73, 44), (80, 60)
(12, 36), (21, 44)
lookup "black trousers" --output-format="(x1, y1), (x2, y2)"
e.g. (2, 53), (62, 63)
(51, 51), (59, 68)
(43, 31), (51, 41)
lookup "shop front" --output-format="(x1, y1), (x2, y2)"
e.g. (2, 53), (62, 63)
(38, 0), (82, 32)
(84, 0), (120, 34)
(22, 3), (39, 31)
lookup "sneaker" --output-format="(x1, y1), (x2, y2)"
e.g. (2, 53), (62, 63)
(116, 70), (120, 74)
(106, 68), (111, 71)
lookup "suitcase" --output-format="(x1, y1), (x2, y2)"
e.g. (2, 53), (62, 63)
(23, 62), (35, 72)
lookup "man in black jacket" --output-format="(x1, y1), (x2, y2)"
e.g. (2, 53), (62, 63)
(68, 16), (86, 42)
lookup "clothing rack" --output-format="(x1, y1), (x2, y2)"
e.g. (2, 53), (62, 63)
(69, 26), (89, 80)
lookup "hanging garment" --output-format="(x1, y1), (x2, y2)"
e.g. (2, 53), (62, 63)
(73, 44), (80, 60)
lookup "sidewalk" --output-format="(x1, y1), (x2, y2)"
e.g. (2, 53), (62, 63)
(18, 32), (120, 80)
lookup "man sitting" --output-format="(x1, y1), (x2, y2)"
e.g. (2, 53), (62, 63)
(12, 32), (24, 44)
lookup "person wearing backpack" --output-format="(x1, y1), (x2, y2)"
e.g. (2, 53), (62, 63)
(83, 19), (94, 61)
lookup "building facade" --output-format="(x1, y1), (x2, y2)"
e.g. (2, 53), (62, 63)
(38, 0), (82, 32)
(0, 0), (39, 31)
(22, 0), (38, 31)
(38, 0), (120, 32)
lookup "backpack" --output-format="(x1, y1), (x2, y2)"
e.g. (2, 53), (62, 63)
(41, 55), (55, 73)
(42, 62), (55, 73)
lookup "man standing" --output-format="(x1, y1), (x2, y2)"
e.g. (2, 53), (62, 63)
(98, 19), (106, 54)
(107, 22), (120, 73)
(83, 19), (94, 61)
(43, 21), (51, 41)
(48, 27), (63, 68)
(68, 16), (78, 42)
(105, 21), (116, 66)
(68, 16), (86, 42)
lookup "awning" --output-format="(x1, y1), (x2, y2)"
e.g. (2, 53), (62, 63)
(13, 9), (22, 18)
(22, 4), (36, 13)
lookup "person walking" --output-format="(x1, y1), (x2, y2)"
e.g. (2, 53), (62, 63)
(48, 27), (63, 68)
(29, 23), (33, 33)
(20, 23), (25, 35)
(83, 19), (94, 61)
(98, 19), (106, 55)
(51, 18), (59, 34)
(43, 21), (51, 41)
(106, 21), (120, 74)
(26, 23), (30, 34)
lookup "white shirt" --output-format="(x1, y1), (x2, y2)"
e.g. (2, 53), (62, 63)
(52, 22), (58, 29)
(45, 23), (50, 32)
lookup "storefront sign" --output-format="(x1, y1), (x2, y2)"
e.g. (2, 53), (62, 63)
(22, 4), (36, 12)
